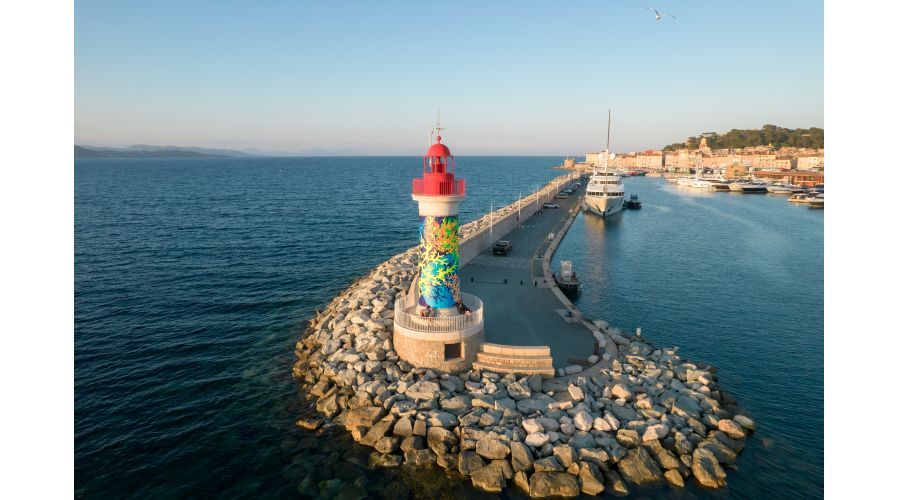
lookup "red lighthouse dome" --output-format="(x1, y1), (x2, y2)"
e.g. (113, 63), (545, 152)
(413, 134), (465, 197)
(426, 135), (452, 158)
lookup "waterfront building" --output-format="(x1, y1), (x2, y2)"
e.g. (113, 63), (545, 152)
(753, 170), (824, 186)
(585, 152), (604, 166)
(797, 155), (825, 171)
(392, 134), (485, 372)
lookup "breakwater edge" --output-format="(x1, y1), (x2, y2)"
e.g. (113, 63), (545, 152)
(292, 174), (756, 496)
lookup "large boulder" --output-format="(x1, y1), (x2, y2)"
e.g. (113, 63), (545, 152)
(392, 416), (413, 437)
(403, 449), (436, 467)
(609, 404), (639, 422)
(552, 445), (578, 469)
(344, 406), (386, 431)
(525, 432), (550, 448)
(315, 390), (340, 419)
(644, 439), (680, 470)
(427, 426), (458, 454)
(698, 438), (738, 464)
(470, 462), (507, 493)
(568, 385), (585, 401)
(510, 441), (534, 472)
(717, 419), (747, 439)
(427, 411), (458, 428)
(642, 423), (670, 442)
(506, 380), (532, 400)
(374, 436), (400, 454)
(533, 456), (565, 472)
(617, 447), (664, 486)
(522, 418), (544, 434)
(672, 396), (702, 419)
(475, 435), (511, 460)
(604, 469), (630, 496)
(573, 410), (594, 432)
(664, 469), (685, 488)
(611, 383), (632, 400)
(458, 450), (486, 476)
(733, 414), (756, 431)
(440, 395), (472, 412)
(369, 452), (402, 468)
(578, 447), (609, 466)
(616, 429), (641, 448)
(529, 472), (580, 498)
(692, 448), (727, 488)
(579, 461), (606, 495)
(517, 395), (553, 414)
(405, 380), (441, 401)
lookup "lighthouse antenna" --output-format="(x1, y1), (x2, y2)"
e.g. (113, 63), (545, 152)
(433, 107), (445, 141)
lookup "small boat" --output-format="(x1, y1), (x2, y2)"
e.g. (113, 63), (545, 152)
(729, 182), (767, 193)
(709, 181), (731, 192)
(624, 194), (642, 209)
(807, 194), (824, 209)
(554, 260), (581, 297)
(767, 183), (795, 194)
(788, 193), (812, 204)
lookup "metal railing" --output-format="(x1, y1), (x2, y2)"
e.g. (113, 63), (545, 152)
(412, 178), (466, 196)
(394, 292), (483, 333)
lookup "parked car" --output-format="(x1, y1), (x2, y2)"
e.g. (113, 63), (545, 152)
(554, 193), (569, 199)
(542, 202), (559, 209)
(492, 240), (513, 256)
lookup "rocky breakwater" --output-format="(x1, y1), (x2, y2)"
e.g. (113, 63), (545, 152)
(292, 194), (754, 496)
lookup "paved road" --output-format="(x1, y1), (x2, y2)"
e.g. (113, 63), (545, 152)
(459, 184), (597, 369)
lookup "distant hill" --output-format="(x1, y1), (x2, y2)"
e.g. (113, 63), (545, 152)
(75, 145), (257, 158)
(662, 125), (824, 151)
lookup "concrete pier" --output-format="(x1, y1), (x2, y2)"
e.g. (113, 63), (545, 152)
(459, 180), (599, 370)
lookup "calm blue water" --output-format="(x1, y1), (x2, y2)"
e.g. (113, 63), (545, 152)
(76, 159), (823, 498)
(554, 178), (824, 498)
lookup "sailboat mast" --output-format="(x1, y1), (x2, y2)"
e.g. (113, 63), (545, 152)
(606, 109), (611, 152)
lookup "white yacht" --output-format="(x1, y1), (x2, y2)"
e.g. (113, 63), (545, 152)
(584, 168), (625, 217)
(583, 111), (624, 218)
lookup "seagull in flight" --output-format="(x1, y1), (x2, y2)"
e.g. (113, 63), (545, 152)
(646, 7), (676, 21)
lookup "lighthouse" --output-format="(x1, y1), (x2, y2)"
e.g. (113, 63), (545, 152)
(412, 133), (465, 311)
(392, 131), (484, 372)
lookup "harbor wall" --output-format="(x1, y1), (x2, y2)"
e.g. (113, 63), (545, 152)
(459, 174), (574, 266)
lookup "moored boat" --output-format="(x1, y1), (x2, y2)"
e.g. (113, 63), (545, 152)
(584, 111), (625, 218)
(788, 193), (812, 204)
(554, 260), (581, 297)
(807, 194), (824, 208)
(624, 194), (642, 209)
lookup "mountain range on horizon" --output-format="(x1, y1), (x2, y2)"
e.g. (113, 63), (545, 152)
(75, 144), (361, 158)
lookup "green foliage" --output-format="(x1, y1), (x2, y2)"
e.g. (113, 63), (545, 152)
(662, 125), (824, 151)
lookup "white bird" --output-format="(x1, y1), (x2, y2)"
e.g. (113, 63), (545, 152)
(646, 7), (676, 21)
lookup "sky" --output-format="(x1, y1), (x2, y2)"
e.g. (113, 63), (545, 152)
(75, 1), (824, 155)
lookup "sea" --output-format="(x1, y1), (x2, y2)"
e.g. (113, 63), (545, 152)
(75, 157), (823, 498)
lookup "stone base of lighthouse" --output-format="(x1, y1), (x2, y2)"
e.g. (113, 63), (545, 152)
(392, 293), (485, 373)
(393, 326), (484, 373)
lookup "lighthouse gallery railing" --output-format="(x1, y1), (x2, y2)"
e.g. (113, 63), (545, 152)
(412, 178), (466, 196)
(394, 292), (483, 334)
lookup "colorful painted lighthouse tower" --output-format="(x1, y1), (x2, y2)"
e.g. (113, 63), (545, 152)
(392, 131), (484, 373)
(413, 133), (465, 310)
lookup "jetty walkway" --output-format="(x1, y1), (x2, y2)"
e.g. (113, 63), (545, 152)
(459, 188), (597, 369)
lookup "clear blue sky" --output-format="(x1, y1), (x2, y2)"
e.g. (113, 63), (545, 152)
(75, 0), (823, 155)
